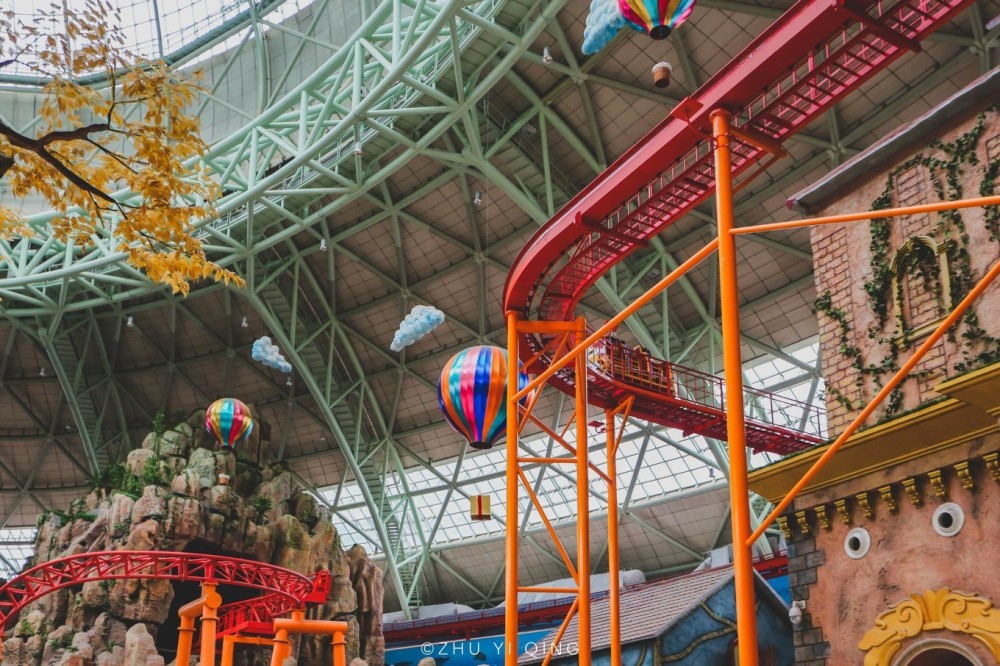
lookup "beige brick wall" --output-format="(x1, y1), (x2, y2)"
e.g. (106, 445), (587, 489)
(810, 109), (1000, 430)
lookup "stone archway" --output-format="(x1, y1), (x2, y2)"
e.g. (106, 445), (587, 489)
(858, 589), (1000, 666)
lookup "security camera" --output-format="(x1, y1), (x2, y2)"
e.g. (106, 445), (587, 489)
(789, 600), (806, 625)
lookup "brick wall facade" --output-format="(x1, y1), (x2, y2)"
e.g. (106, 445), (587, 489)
(809, 108), (1000, 431)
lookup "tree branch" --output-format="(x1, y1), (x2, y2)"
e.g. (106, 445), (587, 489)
(0, 119), (118, 204)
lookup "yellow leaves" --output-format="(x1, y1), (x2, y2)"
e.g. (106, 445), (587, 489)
(0, 3), (233, 296)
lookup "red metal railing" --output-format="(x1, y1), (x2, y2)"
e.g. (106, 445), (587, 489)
(0, 551), (329, 635)
(588, 338), (826, 441)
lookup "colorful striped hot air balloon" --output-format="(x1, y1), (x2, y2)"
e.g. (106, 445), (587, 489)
(205, 398), (254, 450)
(437, 346), (529, 450)
(618, 0), (696, 39)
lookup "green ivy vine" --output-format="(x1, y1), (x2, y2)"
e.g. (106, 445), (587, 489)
(816, 107), (1000, 421)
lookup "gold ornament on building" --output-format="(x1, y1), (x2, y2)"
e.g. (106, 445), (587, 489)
(858, 588), (1000, 665)
(834, 499), (852, 526)
(856, 491), (874, 520)
(953, 461), (974, 491)
(815, 505), (831, 531)
(878, 485), (898, 514)
(902, 477), (922, 507)
(795, 510), (811, 536)
(927, 469), (947, 499)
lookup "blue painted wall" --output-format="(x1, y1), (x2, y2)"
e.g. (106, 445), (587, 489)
(548, 579), (792, 666)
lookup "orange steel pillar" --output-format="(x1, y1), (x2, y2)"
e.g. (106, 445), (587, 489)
(270, 609), (305, 666)
(221, 635), (274, 666)
(269, 615), (348, 666)
(605, 398), (632, 666)
(505, 310), (520, 666)
(573, 317), (591, 663)
(712, 108), (760, 666)
(175, 582), (222, 666)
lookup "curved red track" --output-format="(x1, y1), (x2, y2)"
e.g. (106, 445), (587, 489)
(0, 551), (328, 635)
(502, 0), (972, 452)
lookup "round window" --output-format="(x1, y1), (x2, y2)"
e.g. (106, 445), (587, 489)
(844, 527), (871, 559)
(932, 502), (965, 537)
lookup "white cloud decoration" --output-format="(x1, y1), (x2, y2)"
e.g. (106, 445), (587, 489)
(251, 336), (293, 374)
(391, 305), (445, 352)
(582, 0), (625, 55)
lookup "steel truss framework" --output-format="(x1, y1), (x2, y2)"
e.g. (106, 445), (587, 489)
(0, 0), (996, 614)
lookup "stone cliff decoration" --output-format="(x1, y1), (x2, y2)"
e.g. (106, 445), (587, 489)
(0, 405), (384, 666)
(858, 588), (1000, 665)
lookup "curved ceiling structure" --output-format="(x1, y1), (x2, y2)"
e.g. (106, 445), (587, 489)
(0, 0), (996, 614)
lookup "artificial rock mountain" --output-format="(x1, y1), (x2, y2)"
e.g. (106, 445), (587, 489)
(1, 406), (384, 666)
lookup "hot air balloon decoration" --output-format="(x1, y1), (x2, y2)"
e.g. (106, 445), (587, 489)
(618, 0), (696, 39)
(205, 398), (254, 450)
(437, 345), (529, 450)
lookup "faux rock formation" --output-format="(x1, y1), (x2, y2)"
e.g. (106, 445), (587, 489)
(1, 406), (384, 666)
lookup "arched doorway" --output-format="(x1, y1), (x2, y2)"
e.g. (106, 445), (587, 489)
(895, 638), (984, 666)
(905, 647), (974, 666)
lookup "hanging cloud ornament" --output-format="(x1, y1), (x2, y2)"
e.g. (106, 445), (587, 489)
(582, 0), (625, 54)
(252, 336), (293, 374)
(391, 305), (445, 352)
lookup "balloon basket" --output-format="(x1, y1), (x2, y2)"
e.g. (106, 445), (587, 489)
(652, 62), (672, 89)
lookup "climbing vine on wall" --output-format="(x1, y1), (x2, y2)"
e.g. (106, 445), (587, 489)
(816, 108), (1000, 421)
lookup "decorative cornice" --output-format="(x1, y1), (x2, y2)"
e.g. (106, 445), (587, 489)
(858, 588), (1000, 665)
(749, 363), (1000, 504)
(815, 504), (831, 531)
(785, 454), (995, 531)
(856, 491), (874, 519)
(834, 499), (851, 526)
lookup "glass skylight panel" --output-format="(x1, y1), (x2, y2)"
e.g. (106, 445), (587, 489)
(0, 528), (36, 579)
(2, 0), (318, 81)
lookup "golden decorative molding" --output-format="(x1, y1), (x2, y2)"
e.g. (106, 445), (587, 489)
(902, 477), (922, 507)
(985, 452), (1000, 483)
(815, 505), (831, 531)
(748, 363), (1000, 504)
(776, 516), (792, 540)
(856, 491), (874, 520)
(953, 461), (974, 491)
(878, 485), (898, 514)
(795, 510), (811, 537)
(927, 469), (947, 499)
(858, 588), (1000, 666)
(834, 499), (852, 526)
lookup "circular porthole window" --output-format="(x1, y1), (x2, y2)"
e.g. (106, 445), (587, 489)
(932, 502), (965, 537)
(844, 527), (871, 559)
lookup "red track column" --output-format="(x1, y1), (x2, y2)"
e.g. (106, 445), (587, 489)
(712, 109), (760, 666)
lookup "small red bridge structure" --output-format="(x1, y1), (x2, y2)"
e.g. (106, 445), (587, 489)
(0, 550), (332, 662)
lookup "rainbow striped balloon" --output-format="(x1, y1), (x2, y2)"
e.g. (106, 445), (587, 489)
(205, 398), (254, 450)
(618, 0), (697, 39)
(437, 346), (529, 450)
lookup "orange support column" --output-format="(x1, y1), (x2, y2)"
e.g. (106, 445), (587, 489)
(200, 583), (221, 666)
(176, 582), (222, 666)
(221, 635), (274, 666)
(574, 317), (591, 665)
(269, 615), (349, 666)
(712, 108), (760, 666)
(505, 310), (520, 666)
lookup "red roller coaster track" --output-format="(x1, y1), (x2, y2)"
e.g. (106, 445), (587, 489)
(502, 0), (974, 453)
(0, 551), (330, 638)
